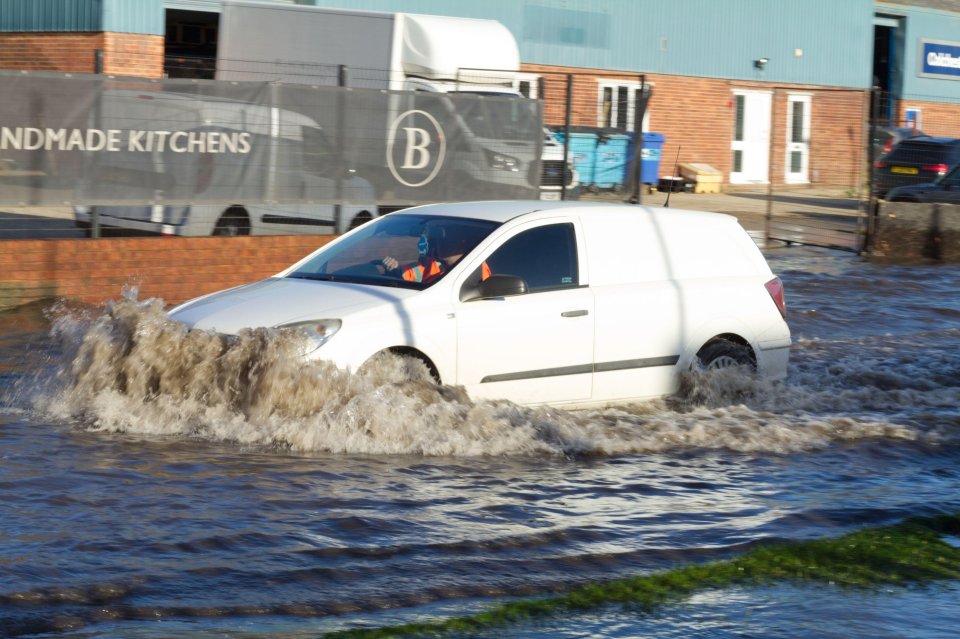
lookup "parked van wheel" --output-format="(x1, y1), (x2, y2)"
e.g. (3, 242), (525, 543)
(349, 210), (374, 231)
(213, 208), (250, 236)
(696, 339), (756, 371)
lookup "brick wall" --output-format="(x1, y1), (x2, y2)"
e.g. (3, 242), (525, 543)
(0, 32), (163, 78)
(0, 235), (334, 310)
(896, 99), (960, 138)
(523, 63), (869, 188)
(102, 32), (164, 79)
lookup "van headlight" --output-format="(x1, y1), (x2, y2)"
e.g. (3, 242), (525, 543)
(485, 149), (520, 171)
(278, 319), (342, 354)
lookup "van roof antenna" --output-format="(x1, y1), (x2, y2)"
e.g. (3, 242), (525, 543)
(664, 145), (681, 208)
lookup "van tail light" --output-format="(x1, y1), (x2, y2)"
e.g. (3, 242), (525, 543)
(765, 276), (787, 319)
(874, 159), (887, 169)
(883, 139), (893, 154)
(921, 163), (948, 175)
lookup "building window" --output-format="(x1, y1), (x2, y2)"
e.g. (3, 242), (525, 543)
(791, 100), (805, 143)
(598, 82), (640, 130)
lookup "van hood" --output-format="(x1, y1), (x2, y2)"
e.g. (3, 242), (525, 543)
(168, 277), (416, 334)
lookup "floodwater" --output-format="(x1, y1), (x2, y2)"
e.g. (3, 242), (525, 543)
(1, 246), (958, 638)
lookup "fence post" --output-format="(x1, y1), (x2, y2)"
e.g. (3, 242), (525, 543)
(864, 86), (881, 251)
(561, 73), (572, 200)
(765, 90), (776, 247)
(630, 75), (648, 204)
(335, 64), (347, 232)
(94, 49), (103, 74)
(90, 72), (104, 238)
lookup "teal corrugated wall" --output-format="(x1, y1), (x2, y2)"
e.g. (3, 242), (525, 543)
(102, 0), (164, 34)
(0, 0), (163, 34)
(886, 2), (960, 102)
(0, 0), (102, 31)
(298, 0), (875, 88)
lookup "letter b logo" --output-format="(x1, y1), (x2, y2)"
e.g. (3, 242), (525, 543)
(387, 110), (446, 188)
(401, 127), (431, 169)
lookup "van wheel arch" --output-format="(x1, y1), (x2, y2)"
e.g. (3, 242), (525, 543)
(349, 210), (374, 231)
(695, 335), (756, 371)
(213, 206), (251, 236)
(379, 347), (441, 384)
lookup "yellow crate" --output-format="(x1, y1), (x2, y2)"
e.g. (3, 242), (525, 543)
(678, 163), (723, 193)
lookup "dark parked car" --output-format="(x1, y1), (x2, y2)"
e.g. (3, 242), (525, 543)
(886, 163), (960, 204)
(874, 137), (960, 199)
(872, 125), (926, 158)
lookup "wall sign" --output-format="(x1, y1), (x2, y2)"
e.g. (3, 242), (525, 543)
(918, 39), (960, 80)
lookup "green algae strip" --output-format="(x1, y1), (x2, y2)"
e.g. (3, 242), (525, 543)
(322, 514), (960, 639)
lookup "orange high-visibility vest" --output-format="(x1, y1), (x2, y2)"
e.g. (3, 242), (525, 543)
(402, 258), (443, 282)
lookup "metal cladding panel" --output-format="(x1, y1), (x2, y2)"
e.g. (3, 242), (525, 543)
(103, 0), (165, 35)
(304, 0), (874, 88)
(0, 0), (102, 32)
(0, 0), (163, 34)
(887, 2), (960, 101)
(164, 0), (223, 11)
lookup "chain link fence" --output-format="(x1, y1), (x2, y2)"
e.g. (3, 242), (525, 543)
(1, 44), (959, 249)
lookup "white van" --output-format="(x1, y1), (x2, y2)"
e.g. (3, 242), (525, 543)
(73, 90), (378, 236)
(169, 200), (790, 408)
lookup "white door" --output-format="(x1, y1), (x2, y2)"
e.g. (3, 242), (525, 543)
(785, 94), (811, 184)
(454, 221), (594, 405)
(730, 91), (771, 184)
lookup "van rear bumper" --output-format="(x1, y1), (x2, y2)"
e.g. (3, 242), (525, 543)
(757, 340), (791, 380)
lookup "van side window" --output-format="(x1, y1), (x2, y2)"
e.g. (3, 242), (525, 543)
(481, 223), (579, 292)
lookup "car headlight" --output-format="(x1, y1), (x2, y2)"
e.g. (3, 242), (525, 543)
(485, 149), (520, 171)
(278, 319), (342, 354)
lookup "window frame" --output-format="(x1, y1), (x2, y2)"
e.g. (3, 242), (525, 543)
(596, 80), (651, 131)
(462, 221), (582, 297)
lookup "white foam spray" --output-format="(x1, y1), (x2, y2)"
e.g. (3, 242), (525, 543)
(18, 296), (932, 457)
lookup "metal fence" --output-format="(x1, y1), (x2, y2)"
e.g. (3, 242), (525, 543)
(1, 47), (959, 249)
(0, 69), (543, 237)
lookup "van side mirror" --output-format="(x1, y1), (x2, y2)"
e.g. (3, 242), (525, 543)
(460, 274), (528, 302)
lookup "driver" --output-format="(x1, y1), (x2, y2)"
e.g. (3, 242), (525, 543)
(382, 226), (474, 283)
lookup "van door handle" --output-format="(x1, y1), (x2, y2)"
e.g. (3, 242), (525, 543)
(561, 309), (589, 318)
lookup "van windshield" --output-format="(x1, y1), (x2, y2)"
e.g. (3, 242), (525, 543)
(288, 214), (500, 290)
(452, 94), (540, 141)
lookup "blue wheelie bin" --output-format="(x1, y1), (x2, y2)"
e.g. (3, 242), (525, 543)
(593, 132), (631, 190)
(640, 132), (665, 185)
(554, 129), (599, 187)
(623, 132), (666, 188)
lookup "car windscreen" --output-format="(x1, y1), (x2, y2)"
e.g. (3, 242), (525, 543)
(287, 214), (500, 290)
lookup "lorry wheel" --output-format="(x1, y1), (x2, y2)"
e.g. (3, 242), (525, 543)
(349, 210), (373, 230)
(213, 208), (250, 236)
(696, 339), (756, 371)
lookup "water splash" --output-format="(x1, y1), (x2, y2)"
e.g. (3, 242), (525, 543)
(16, 297), (933, 457)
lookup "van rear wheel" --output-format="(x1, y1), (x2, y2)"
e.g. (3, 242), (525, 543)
(696, 340), (756, 371)
(213, 208), (250, 236)
(349, 210), (374, 231)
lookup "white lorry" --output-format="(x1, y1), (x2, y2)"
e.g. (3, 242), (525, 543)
(216, 1), (576, 201)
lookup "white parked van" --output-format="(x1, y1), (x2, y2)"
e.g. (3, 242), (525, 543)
(169, 201), (790, 408)
(73, 90), (378, 236)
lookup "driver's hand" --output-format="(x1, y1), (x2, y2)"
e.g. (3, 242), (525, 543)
(382, 256), (399, 271)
